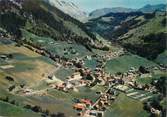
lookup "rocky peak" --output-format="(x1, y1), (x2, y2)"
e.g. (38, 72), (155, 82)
(45, 0), (87, 22)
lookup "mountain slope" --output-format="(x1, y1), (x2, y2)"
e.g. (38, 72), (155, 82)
(119, 12), (167, 59)
(139, 4), (167, 13)
(0, 0), (96, 46)
(89, 4), (166, 19)
(44, 0), (87, 22)
(89, 7), (136, 19)
(86, 11), (167, 60)
(86, 12), (144, 39)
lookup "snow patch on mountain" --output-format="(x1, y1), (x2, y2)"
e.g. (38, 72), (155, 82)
(45, 0), (87, 22)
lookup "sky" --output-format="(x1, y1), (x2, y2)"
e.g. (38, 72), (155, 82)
(70, 0), (166, 12)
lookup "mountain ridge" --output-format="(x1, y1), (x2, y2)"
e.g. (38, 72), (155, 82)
(89, 4), (167, 19)
(86, 11), (167, 60)
(44, 0), (88, 22)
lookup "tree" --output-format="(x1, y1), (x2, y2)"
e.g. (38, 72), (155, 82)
(32, 105), (42, 112)
(56, 112), (65, 117)
(5, 76), (14, 82)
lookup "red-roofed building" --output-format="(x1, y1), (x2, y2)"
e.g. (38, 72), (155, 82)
(73, 103), (86, 111)
(80, 99), (92, 106)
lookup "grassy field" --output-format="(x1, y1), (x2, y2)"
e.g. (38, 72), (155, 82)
(54, 67), (75, 81)
(22, 29), (92, 59)
(0, 41), (55, 85)
(70, 87), (100, 103)
(0, 40), (101, 116)
(0, 101), (41, 117)
(0, 43), (40, 58)
(0, 39), (14, 45)
(26, 91), (77, 117)
(0, 40), (76, 116)
(105, 54), (157, 74)
(39, 84), (103, 116)
(31, 87), (101, 117)
(105, 93), (150, 117)
(0, 40), (58, 115)
(136, 69), (167, 85)
(84, 58), (98, 70)
(155, 50), (167, 66)
(122, 15), (166, 45)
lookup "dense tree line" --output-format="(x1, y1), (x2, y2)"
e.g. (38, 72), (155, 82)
(0, 96), (66, 117)
(0, 0), (97, 45)
(24, 104), (66, 117)
(123, 32), (167, 59)
(0, 11), (25, 38)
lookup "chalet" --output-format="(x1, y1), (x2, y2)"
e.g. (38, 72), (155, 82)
(108, 96), (116, 100)
(71, 72), (82, 79)
(80, 99), (92, 106)
(86, 55), (92, 60)
(0, 65), (14, 69)
(73, 103), (86, 111)
(99, 101), (105, 107)
(151, 108), (161, 116)
(23, 89), (32, 93)
(79, 80), (87, 85)
(65, 82), (73, 89)
(0, 54), (7, 59)
(89, 110), (104, 117)
(127, 82), (135, 87)
(54, 83), (66, 91)
(64, 61), (73, 66)
(140, 74), (152, 78)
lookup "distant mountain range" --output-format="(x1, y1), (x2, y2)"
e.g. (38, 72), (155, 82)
(139, 4), (167, 13)
(44, 0), (87, 21)
(89, 4), (167, 18)
(0, 0), (166, 61)
(89, 7), (136, 18)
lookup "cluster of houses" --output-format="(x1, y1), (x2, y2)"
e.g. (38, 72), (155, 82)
(73, 98), (93, 111)
(71, 88), (117, 117)
(50, 72), (90, 92)
(73, 99), (104, 117)
(150, 107), (161, 117)
(103, 66), (160, 94)
(100, 48), (125, 61)
(11, 39), (165, 117)
(93, 89), (117, 111)
(72, 86), (118, 117)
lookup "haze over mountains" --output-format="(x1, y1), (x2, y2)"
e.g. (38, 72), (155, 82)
(16, 0), (166, 22)
(89, 4), (167, 18)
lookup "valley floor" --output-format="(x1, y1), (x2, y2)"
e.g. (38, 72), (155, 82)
(0, 38), (166, 117)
